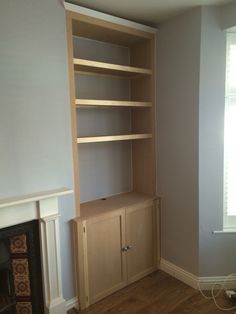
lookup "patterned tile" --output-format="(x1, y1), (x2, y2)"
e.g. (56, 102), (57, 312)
(10, 234), (27, 254)
(14, 277), (31, 296)
(12, 259), (29, 277)
(16, 301), (32, 314)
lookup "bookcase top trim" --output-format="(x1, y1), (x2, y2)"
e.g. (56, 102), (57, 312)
(64, 2), (157, 34)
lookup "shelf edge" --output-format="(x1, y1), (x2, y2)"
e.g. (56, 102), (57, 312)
(75, 99), (152, 108)
(77, 134), (152, 143)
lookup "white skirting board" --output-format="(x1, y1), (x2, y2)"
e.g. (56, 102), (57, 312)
(65, 297), (79, 311)
(160, 258), (198, 289)
(160, 258), (236, 290)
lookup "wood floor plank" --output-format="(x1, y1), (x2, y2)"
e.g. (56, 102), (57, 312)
(68, 271), (236, 314)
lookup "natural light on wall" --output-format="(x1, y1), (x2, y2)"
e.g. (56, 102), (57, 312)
(224, 32), (236, 229)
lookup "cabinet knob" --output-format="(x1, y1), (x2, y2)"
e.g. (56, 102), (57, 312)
(122, 247), (128, 252)
(127, 245), (132, 250)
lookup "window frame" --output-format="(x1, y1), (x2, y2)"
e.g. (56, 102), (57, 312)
(223, 32), (236, 230)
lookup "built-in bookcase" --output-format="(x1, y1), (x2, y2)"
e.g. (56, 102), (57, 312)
(66, 4), (157, 216)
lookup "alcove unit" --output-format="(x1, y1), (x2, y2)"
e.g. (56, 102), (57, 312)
(65, 2), (159, 309)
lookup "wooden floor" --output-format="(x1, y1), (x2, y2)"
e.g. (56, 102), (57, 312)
(68, 271), (236, 314)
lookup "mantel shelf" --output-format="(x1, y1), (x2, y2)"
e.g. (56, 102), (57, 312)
(73, 58), (152, 77)
(0, 188), (73, 209)
(76, 99), (152, 108)
(77, 133), (152, 144)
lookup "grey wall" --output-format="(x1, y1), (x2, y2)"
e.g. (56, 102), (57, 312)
(220, 1), (236, 30)
(199, 7), (236, 276)
(157, 8), (201, 275)
(0, 0), (75, 300)
(158, 4), (236, 277)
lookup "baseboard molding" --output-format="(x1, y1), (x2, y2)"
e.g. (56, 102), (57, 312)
(160, 258), (198, 289)
(198, 276), (236, 290)
(160, 258), (236, 291)
(65, 297), (79, 311)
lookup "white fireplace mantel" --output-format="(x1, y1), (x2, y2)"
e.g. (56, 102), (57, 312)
(0, 188), (73, 314)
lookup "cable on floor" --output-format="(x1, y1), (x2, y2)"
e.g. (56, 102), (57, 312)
(198, 273), (236, 311)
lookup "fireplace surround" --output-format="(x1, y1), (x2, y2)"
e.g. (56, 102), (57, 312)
(0, 188), (73, 314)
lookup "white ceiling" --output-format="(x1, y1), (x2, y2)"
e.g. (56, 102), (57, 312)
(67, 0), (234, 25)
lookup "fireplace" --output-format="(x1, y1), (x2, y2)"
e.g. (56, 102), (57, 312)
(0, 241), (15, 314)
(0, 188), (73, 314)
(0, 220), (44, 314)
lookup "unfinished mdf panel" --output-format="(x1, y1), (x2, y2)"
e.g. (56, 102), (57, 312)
(70, 12), (153, 48)
(131, 107), (155, 195)
(130, 38), (156, 196)
(126, 202), (156, 283)
(131, 76), (152, 102)
(132, 140), (156, 195)
(85, 210), (127, 304)
(130, 39), (153, 69)
(66, 11), (81, 215)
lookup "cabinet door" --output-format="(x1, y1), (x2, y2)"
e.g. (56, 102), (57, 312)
(126, 201), (156, 284)
(85, 210), (127, 305)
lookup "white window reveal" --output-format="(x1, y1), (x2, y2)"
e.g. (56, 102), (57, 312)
(224, 32), (236, 229)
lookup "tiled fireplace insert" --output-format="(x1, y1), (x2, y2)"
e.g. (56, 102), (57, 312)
(0, 220), (44, 314)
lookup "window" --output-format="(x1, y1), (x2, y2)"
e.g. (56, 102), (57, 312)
(224, 32), (236, 229)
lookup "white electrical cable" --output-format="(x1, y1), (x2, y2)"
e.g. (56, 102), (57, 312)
(211, 283), (236, 311)
(198, 281), (221, 299)
(198, 273), (236, 311)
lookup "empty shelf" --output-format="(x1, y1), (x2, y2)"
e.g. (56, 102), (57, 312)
(77, 133), (152, 143)
(76, 99), (152, 108)
(73, 58), (152, 77)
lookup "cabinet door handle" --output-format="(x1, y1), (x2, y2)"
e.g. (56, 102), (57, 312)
(122, 246), (128, 252)
(127, 245), (132, 250)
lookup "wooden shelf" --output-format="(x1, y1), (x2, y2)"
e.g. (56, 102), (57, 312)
(73, 58), (152, 77)
(76, 99), (152, 108)
(78, 192), (156, 219)
(77, 133), (152, 144)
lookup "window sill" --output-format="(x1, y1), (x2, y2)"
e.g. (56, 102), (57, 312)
(212, 229), (236, 234)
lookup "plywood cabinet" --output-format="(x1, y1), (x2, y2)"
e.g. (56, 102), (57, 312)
(73, 195), (158, 309)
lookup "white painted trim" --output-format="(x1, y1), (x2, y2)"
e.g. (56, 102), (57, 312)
(65, 297), (79, 311)
(38, 198), (67, 314)
(213, 229), (236, 234)
(160, 258), (198, 289)
(198, 276), (236, 290)
(64, 2), (157, 34)
(0, 188), (73, 209)
(160, 258), (236, 291)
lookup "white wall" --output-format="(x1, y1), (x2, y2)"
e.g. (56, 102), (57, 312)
(0, 0), (75, 300)
(157, 8), (201, 275)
